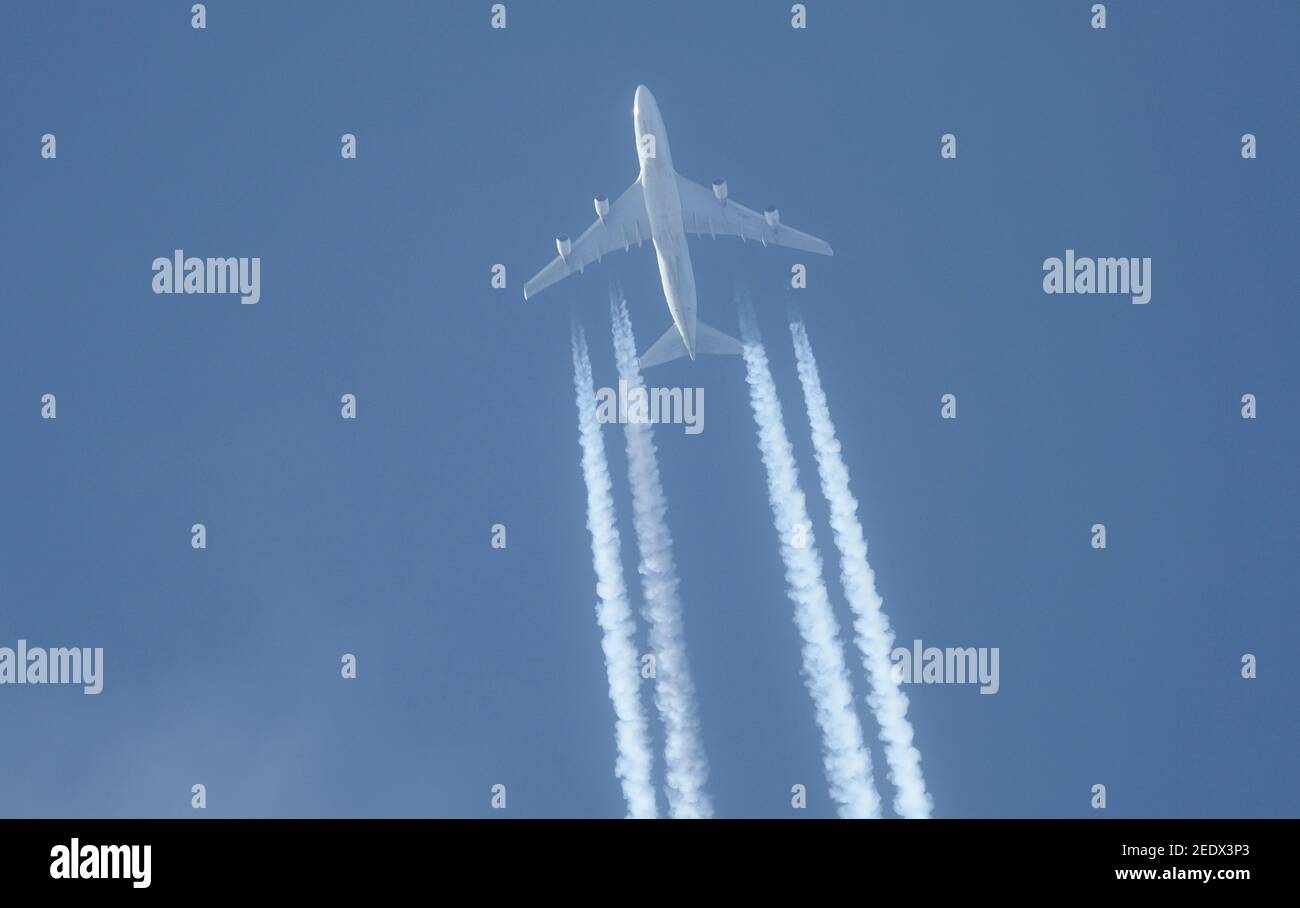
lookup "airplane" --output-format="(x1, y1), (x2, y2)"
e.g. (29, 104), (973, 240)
(523, 85), (833, 369)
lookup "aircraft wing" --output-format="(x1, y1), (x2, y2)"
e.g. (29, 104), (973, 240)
(523, 177), (651, 300)
(675, 173), (833, 256)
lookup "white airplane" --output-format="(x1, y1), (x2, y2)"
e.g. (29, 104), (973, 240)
(524, 85), (833, 369)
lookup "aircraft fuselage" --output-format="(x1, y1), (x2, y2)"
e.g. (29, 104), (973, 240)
(634, 85), (697, 359)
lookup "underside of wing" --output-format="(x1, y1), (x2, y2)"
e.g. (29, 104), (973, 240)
(523, 178), (652, 300)
(676, 173), (833, 257)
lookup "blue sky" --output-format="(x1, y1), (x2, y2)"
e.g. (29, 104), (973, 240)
(0, 1), (1296, 818)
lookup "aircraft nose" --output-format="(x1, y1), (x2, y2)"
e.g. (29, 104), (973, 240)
(634, 84), (652, 113)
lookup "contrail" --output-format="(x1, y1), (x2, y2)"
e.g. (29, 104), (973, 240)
(789, 314), (933, 819)
(570, 318), (659, 819)
(610, 289), (714, 819)
(737, 294), (882, 819)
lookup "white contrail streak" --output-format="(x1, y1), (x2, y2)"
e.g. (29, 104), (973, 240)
(737, 295), (882, 819)
(570, 319), (659, 819)
(789, 314), (933, 819)
(610, 290), (714, 819)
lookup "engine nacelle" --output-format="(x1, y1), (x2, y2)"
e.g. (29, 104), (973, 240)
(556, 235), (573, 260)
(712, 179), (728, 204)
(763, 206), (780, 229)
(594, 194), (610, 223)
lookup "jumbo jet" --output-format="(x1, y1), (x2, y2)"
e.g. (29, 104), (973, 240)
(523, 85), (833, 369)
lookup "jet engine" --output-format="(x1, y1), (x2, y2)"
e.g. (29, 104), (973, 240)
(763, 206), (780, 228)
(594, 194), (610, 223)
(712, 179), (728, 204)
(556, 235), (573, 260)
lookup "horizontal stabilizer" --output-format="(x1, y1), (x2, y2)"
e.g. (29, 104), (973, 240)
(695, 320), (742, 356)
(638, 325), (689, 370)
(639, 320), (742, 371)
